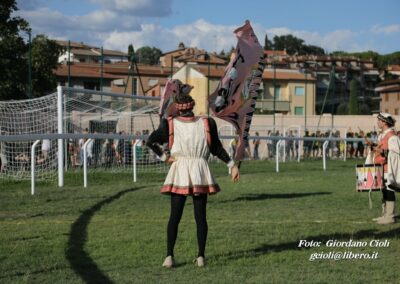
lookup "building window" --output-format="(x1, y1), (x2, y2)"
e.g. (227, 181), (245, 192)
(84, 81), (100, 90)
(395, 108), (399, 115)
(385, 94), (388, 101)
(294, 107), (304, 115)
(398, 93), (400, 101)
(148, 79), (158, 87)
(295, 86), (304, 96)
(274, 85), (281, 100)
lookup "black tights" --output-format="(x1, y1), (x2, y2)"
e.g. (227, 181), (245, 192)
(167, 193), (208, 257)
(382, 188), (396, 202)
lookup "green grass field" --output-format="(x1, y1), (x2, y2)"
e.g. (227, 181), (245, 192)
(1, 160), (400, 284)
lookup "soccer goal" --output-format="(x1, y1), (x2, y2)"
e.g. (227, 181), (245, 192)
(0, 86), (167, 185)
(0, 93), (59, 181)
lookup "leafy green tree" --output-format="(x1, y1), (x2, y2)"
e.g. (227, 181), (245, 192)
(348, 79), (359, 115)
(31, 35), (63, 97)
(0, 1), (62, 100)
(272, 35), (304, 55)
(0, 0), (29, 100)
(270, 34), (325, 55)
(359, 103), (370, 115)
(135, 46), (162, 65)
(301, 44), (325, 55)
(336, 103), (348, 115)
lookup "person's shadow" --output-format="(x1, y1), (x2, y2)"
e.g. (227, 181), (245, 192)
(65, 187), (145, 284)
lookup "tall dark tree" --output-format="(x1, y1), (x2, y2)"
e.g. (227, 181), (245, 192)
(135, 46), (162, 65)
(31, 35), (63, 97)
(348, 79), (359, 115)
(264, 34), (272, 50)
(0, 0), (29, 100)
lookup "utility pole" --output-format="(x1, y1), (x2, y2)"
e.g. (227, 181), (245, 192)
(100, 46), (103, 91)
(27, 29), (32, 98)
(67, 40), (71, 87)
(273, 60), (276, 131)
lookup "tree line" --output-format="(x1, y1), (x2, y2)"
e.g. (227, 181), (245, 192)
(1, 0), (400, 103)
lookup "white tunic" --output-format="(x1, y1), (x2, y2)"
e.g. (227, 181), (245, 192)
(161, 117), (220, 195)
(386, 129), (400, 188)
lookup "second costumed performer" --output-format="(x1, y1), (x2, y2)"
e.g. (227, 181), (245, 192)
(146, 80), (240, 268)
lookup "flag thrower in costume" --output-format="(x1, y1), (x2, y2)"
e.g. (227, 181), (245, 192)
(209, 20), (265, 161)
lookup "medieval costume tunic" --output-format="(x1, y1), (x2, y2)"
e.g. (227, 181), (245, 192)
(379, 128), (400, 190)
(147, 116), (233, 195)
(370, 112), (400, 224)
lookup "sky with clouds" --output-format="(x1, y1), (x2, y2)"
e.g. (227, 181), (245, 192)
(15, 0), (400, 54)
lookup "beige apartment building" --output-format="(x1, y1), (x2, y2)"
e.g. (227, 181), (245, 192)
(171, 64), (316, 116)
(375, 79), (400, 115)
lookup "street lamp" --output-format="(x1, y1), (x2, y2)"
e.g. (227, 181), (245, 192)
(100, 46), (103, 91)
(273, 60), (276, 131)
(67, 40), (71, 87)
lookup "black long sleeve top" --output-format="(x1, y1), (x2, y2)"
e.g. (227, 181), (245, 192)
(146, 117), (231, 164)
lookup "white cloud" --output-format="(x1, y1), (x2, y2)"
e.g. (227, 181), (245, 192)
(16, 7), (143, 48)
(371, 24), (400, 35)
(102, 24), (176, 52)
(102, 19), (239, 53)
(14, 3), (393, 54)
(89, 0), (172, 16)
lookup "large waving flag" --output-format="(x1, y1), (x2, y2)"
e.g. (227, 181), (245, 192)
(159, 79), (179, 119)
(209, 20), (264, 161)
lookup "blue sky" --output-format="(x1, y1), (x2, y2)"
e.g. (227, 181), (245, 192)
(16, 0), (400, 54)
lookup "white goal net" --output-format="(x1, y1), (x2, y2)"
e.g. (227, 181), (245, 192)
(0, 87), (167, 182)
(0, 94), (58, 180)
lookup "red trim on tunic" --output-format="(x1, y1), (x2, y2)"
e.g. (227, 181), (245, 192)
(168, 117), (174, 150)
(175, 116), (199, 122)
(375, 130), (395, 172)
(202, 118), (211, 147)
(161, 184), (221, 195)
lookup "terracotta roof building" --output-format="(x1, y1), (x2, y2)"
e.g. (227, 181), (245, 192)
(375, 79), (400, 115)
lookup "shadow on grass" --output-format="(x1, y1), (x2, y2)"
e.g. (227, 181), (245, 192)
(211, 226), (400, 261)
(220, 192), (332, 203)
(65, 187), (145, 284)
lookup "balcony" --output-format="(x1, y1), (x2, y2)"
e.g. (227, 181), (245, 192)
(255, 99), (291, 112)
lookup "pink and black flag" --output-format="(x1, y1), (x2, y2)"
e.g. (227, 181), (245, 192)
(209, 20), (265, 161)
(159, 79), (179, 119)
